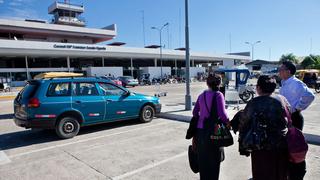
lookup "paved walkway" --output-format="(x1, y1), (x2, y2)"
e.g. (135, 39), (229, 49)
(157, 102), (320, 180)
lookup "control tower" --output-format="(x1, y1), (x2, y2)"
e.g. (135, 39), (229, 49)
(48, 0), (86, 27)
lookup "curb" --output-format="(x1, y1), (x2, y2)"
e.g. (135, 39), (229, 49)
(0, 95), (16, 100)
(156, 113), (191, 123)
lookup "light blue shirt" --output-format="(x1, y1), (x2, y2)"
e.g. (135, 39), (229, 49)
(280, 76), (315, 112)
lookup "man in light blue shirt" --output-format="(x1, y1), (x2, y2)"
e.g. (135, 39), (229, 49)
(279, 61), (315, 180)
(279, 61), (315, 129)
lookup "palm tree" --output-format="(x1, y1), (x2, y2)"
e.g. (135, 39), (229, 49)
(301, 55), (316, 69)
(312, 55), (320, 69)
(279, 53), (298, 64)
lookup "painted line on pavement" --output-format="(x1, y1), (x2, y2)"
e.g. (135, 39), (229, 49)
(9, 121), (169, 158)
(0, 151), (11, 165)
(112, 151), (187, 180)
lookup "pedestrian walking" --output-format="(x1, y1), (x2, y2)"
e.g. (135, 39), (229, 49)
(219, 72), (229, 97)
(278, 61), (315, 180)
(236, 75), (289, 180)
(191, 74), (230, 180)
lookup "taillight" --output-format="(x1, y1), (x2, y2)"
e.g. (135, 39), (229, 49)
(28, 98), (40, 108)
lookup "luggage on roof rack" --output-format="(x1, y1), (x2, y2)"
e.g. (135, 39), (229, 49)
(33, 72), (83, 79)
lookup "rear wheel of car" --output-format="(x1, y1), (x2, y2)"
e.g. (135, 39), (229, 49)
(139, 105), (155, 123)
(315, 84), (320, 93)
(55, 117), (80, 139)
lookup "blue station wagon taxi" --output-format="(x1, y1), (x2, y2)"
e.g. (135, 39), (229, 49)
(14, 77), (161, 138)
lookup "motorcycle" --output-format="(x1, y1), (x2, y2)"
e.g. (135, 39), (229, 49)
(139, 73), (152, 85)
(239, 89), (255, 103)
(238, 84), (255, 103)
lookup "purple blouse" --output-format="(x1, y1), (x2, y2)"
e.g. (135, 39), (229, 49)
(192, 90), (229, 129)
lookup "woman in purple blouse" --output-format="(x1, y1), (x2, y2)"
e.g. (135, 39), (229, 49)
(192, 74), (230, 180)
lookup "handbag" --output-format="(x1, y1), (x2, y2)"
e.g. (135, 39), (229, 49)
(278, 96), (308, 163)
(188, 145), (199, 173)
(204, 92), (233, 147)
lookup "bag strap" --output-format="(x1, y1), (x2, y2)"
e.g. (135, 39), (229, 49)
(203, 91), (218, 120)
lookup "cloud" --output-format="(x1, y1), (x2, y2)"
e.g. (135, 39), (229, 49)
(8, 7), (39, 19)
(0, 0), (40, 20)
(9, 2), (21, 6)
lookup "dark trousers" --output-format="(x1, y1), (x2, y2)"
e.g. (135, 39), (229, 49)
(251, 149), (288, 180)
(291, 111), (304, 131)
(289, 111), (306, 180)
(196, 129), (222, 180)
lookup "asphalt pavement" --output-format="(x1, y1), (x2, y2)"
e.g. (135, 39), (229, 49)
(0, 82), (319, 180)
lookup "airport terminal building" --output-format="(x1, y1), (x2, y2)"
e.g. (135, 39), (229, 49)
(0, 1), (250, 86)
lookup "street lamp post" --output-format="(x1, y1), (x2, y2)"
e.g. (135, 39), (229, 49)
(185, 0), (192, 110)
(245, 41), (261, 61)
(151, 23), (169, 80)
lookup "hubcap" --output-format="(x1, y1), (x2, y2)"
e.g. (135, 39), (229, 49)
(63, 122), (74, 133)
(144, 109), (152, 119)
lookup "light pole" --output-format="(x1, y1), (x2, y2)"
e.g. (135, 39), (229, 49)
(245, 41), (261, 61)
(185, 0), (192, 110)
(151, 22), (169, 79)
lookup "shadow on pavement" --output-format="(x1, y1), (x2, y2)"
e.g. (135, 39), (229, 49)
(0, 119), (141, 151)
(0, 113), (13, 120)
(305, 133), (320, 146)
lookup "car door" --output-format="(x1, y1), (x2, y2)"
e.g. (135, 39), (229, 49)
(98, 82), (141, 121)
(71, 82), (105, 125)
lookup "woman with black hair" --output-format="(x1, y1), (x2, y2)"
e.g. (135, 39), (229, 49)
(238, 75), (289, 180)
(192, 74), (230, 180)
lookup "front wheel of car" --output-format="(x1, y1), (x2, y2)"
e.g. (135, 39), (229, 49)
(55, 117), (80, 139)
(139, 105), (155, 123)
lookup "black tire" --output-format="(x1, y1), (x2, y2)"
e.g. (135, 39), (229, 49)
(55, 117), (80, 139)
(315, 84), (320, 93)
(139, 105), (155, 123)
(239, 91), (254, 103)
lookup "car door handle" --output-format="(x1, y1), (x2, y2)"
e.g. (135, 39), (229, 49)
(74, 100), (82, 104)
(106, 99), (114, 102)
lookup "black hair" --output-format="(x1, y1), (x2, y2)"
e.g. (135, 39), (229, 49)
(207, 74), (221, 91)
(282, 61), (296, 75)
(257, 75), (277, 94)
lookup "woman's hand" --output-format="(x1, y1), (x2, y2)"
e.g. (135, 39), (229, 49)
(226, 121), (232, 130)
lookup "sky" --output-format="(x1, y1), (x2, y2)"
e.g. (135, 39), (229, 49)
(0, 0), (319, 61)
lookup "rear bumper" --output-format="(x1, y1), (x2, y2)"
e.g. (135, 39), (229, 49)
(14, 116), (56, 129)
(127, 82), (139, 86)
(154, 104), (161, 114)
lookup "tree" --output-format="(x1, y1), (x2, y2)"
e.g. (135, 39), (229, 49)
(312, 55), (320, 69)
(279, 53), (298, 64)
(301, 55), (316, 69)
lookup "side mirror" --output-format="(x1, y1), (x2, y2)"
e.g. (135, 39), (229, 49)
(123, 91), (130, 96)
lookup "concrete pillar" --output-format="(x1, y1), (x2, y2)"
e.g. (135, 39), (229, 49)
(154, 59), (157, 67)
(25, 56), (31, 80)
(102, 57), (105, 67)
(130, 58), (134, 77)
(175, 59), (178, 76)
(67, 56), (70, 72)
(192, 59), (195, 67)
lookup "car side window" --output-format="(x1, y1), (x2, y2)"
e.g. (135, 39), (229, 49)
(98, 83), (125, 96)
(47, 82), (70, 97)
(73, 82), (99, 96)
